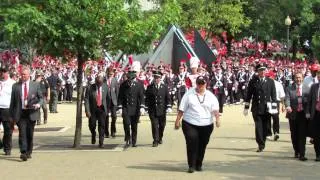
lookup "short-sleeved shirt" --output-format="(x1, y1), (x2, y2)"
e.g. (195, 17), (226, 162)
(179, 88), (219, 126)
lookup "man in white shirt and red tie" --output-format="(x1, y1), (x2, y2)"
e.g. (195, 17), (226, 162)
(285, 72), (308, 161)
(10, 66), (43, 161)
(0, 66), (16, 155)
(84, 73), (108, 148)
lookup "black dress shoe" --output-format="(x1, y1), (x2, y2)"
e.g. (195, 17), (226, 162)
(20, 154), (28, 161)
(26, 153), (32, 159)
(195, 166), (202, 171)
(158, 139), (163, 144)
(99, 144), (104, 148)
(188, 167), (194, 173)
(125, 140), (131, 148)
(36, 121), (41, 125)
(111, 132), (116, 138)
(5, 151), (11, 156)
(132, 143), (137, 147)
(152, 142), (158, 147)
(315, 156), (320, 161)
(256, 147), (264, 152)
(299, 156), (308, 161)
(105, 135), (110, 138)
(274, 134), (279, 141)
(294, 153), (299, 158)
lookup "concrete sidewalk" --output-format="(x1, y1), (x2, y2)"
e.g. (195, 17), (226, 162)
(1, 103), (319, 180)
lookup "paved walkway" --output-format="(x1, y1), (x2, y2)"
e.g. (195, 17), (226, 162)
(1, 103), (319, 180)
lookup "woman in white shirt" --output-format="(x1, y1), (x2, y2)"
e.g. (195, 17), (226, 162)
(175, 75), (220, 173)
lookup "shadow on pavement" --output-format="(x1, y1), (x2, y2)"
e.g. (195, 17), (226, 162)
(0, 156), (22, 162)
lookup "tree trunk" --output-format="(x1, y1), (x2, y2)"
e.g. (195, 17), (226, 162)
(226, 32), (233, 56)
(292, 39), (297, 61)
(73, 53), (84, 149)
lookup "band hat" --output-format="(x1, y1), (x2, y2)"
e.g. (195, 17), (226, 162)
(256, 64), (267, 71)
(131, 61), (141, 72)
(153, 70), (162, 77)
(190, 56), (200, 68)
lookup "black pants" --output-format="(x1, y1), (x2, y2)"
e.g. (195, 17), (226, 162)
(182, 121), (213, 169)
(0, 108), (13, 153)
(17, 111), (36, 155)
(252, 113), (269, 149)
(89, 107), (106, 145)
(40, 96), (48, 123)
(65, 83), (73, 101)
(105, 104), (117, 136)
(312, 111), (320, 157)
(267, 102), (280, 136)
(289, 111), (307, 157)
(227, 86), (235, 104)
(216, 93), (225, 113)
(49, 90), (58, 112)
(58, 87), (67, 101)
(122, 114), (139, 145)
(149, 113), (166, 142)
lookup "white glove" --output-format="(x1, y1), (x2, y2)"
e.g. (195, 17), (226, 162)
(166, 108), (172, 113)
(232, 87), (235, 91)
(243, 109), (249, 116)
(306, 113), (311, 119)
(140, 108), (145, 115)
(117, 109), (122, 115)
(224, 90), (228, 96)
(242, 85), (245, 90)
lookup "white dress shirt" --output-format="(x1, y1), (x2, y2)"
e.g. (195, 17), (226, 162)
(0, 78), (16, 108)
(179, 88), (219, 126)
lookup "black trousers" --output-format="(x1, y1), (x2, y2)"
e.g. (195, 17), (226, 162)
(177, 90), (185, 110)
(65, 83), (73, 101)
(149, 113), (166, 142)
(49, 90), (58, 112)
(105, 103), (117, 136)
(0, 109), (13, 152)
(227, 86), (235, 104)
(267, 102), (280, 136)
(312, 111), (320, 157)
(17, 111), (36, 155)
(122, 114), (139, 145)
(89, 107), (106, 145)
(40, 96), (48, 122)
(216, 93), (225, 113)
(289, 111), (307, 157)
(252, 113), (269, 149)
(182, 121), (213, 168)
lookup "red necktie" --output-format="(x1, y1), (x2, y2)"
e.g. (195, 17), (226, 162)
(97, 87), (102, 107)
(24, 82), (28, 99)
(297, 87), (302, 112)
